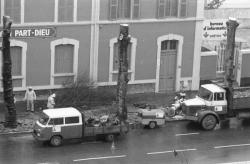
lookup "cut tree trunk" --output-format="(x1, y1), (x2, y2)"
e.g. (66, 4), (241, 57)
(224, 18), (239, 117)
(117, 24), (130, 122)
(2, 16), (17, 128)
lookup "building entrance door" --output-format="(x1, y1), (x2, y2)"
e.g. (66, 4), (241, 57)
(159, 40), (177, 92)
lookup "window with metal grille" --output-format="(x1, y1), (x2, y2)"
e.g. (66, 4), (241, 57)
(4, 0), (21, 23)
(157, 0), (187, 18)
(55, 44), (74, 74)
(109, 0), (140, 20)
(58, 0), (74, 22)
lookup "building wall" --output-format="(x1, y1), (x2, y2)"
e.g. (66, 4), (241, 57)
(0, 0), (203, 93)
(97, 21), (196, 82)
(23, 26), (91, 86)
(100, 0), (197, 20)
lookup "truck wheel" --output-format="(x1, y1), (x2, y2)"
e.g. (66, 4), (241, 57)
(149, 121), (157, 129)
(50, 135), (62, 146)
(201, 115), (217, 130)
(105, 134), (115, 142)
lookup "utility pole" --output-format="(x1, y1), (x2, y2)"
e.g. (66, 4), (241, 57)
(224, 18), (239, 117)
(2, 16), (17, 128)
(117, 24), (130, 123)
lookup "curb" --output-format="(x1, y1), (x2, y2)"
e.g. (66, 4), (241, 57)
(0, 130), (32, 135)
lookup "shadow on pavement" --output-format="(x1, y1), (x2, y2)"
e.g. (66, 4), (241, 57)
(185, 121), (203, 131)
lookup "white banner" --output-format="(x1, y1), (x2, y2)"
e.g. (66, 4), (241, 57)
(203, 19), (227, 40)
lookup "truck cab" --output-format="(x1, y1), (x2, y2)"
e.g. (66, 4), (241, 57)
(33, 107), (83, 146)
(182, 84), (228, 130)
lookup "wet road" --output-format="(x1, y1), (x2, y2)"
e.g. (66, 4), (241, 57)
(1, 118), (250, 164)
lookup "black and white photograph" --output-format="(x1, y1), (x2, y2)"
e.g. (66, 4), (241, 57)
(1, 0), (250, 163)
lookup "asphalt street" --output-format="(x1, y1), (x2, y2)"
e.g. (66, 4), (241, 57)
(1, 119), (250, 164)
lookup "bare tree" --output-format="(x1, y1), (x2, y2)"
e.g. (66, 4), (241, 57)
(117, 24), (130, 123)
(2, 16), (17, 128)
(224, 18), (239, 117)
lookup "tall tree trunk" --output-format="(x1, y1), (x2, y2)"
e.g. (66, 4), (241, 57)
(224, 18), (239, 117)
(117, 24), (130, 123)
(2, 16), (17, 128)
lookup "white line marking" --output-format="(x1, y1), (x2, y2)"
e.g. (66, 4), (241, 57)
(175, 132), (200, 136)
(37, 162), (59, 164)
(73, 155), (127, 162)
(217, 161), (250, 164)
(147, 148), (197, 155)
(214, 143), (250, 149)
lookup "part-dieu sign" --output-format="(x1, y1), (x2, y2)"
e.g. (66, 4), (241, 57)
(0, 27), (56, 38)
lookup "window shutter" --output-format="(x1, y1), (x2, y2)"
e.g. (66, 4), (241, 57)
(180, 0), (187, 17)
(170, 0), (178, 16)
(133, 0), (140, 19)
(113, 43), (119, 71)
(109, 0), (118, 20)
(157, 0), (165, 18)
(123, 0), (131, 18)
(55, 44), (74, 74)
(10, 46), (22, 76)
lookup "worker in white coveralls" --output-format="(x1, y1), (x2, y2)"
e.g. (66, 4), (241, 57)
(47, 93), (56, 109)
(23, 87), (37, 112)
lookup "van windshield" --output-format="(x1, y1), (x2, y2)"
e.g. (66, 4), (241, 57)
(198, 87), (213, 101)
(38, 114), (49, 125)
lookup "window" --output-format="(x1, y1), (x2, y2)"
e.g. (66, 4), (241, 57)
(4, 0), (21, 23)
(180, 0), (187, 17)
(214, 92), (224, 101)
(157, 0), (187, 18)
(51, 38), (79, 86)
(65, 117), (79, 124)
(11, 47), (22, 76)
(58, 0), (74, 22)
(161, 40), (177, 50)
(55, 44), (74, 74)
(48, 118), (64, 125)
(109, 0), (140, 20)
(0, 40), (27, 89)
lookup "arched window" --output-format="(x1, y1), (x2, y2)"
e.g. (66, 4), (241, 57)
(50, 38), (79, 86)
(0, 40), (27, 89)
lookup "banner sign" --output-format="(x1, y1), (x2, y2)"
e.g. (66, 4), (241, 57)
(203, 19), (227, 40)
(0, 27), (56, 38)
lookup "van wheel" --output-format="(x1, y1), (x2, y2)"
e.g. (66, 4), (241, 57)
(105, 134), (115, 142)
(201, 115), (217, 130)
(50, 136), (62, 146)
(149, 121), (157, 129)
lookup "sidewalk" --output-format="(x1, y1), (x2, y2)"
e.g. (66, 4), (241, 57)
(0, 91), (195, 135)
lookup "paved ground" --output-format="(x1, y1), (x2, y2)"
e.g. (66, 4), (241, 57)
(2, 119), (250, 164)
(0, 91), (194, 134)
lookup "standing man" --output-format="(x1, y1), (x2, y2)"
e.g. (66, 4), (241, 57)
(47, 93), (56, 109)
(23, 87), (37, 112)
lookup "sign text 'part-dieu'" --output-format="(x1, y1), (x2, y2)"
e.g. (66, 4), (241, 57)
(0, 27), (56, 38)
